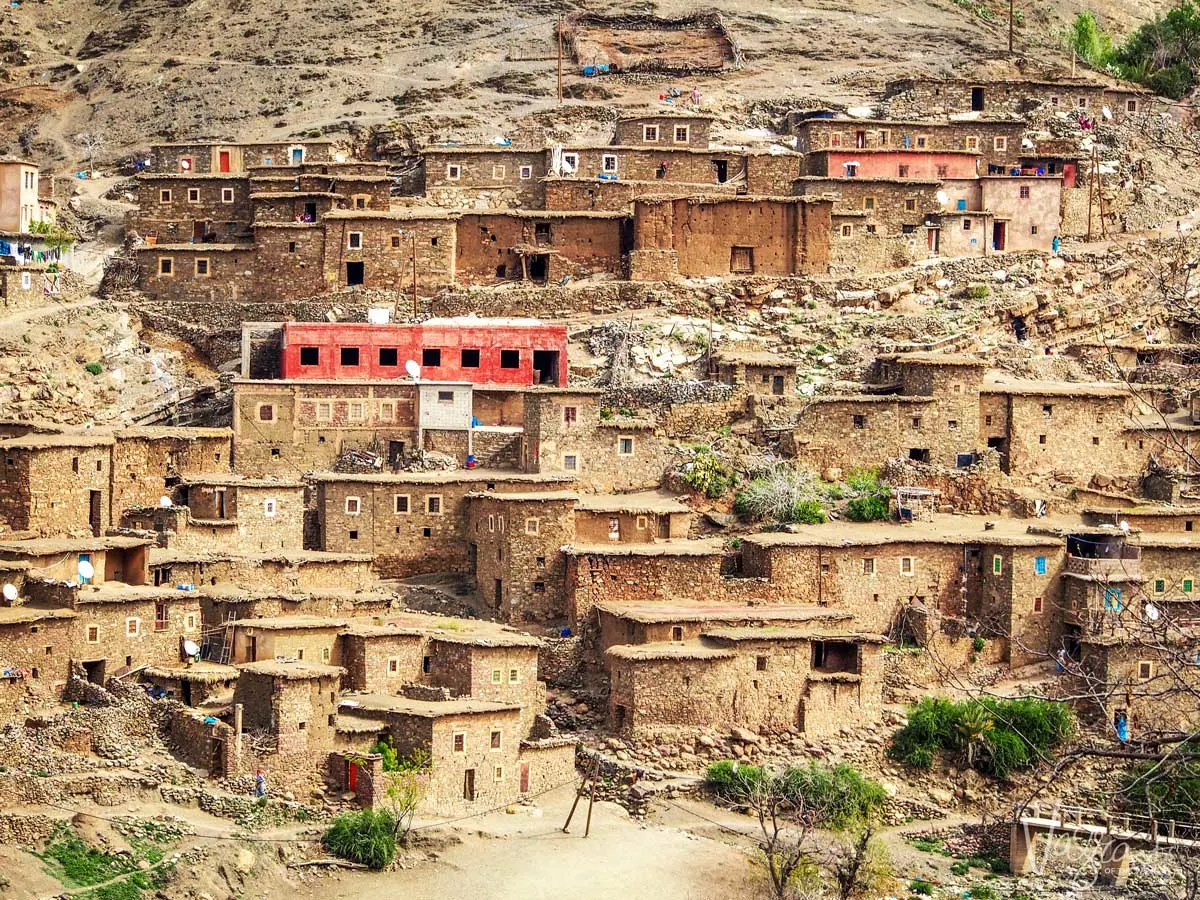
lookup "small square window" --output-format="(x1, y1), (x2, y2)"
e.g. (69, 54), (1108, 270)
(348, 529), (358, 540)
(1034, 597), (1044, 613)
(756, 656), (768, 671)
(863, 197), (876, 211)
(916, 136), (928, 148)
(1154, 578), (1166, 594)
(533, 581), (545, 592)
(500, 349), (520, 368)
(345, 497), (361, 515)
(1126, 99), (1138, 113)
(994, 137), (1008, 151)
(509, 668), (520, 684)
(841, 224), (853, 237)
(1138, 661), (1153, 681)
(965, 136), (980, 151)
(1185, 579), (1195, 594)
(461, 348), (480, 367)
(1031, 225), (1039, 235)
(447, 164), (461, 180)
(494, 765), (504, 782)
(192, 257), (211, 277)
(563, 406), (577, 426)
(427, 495), (443, 514)
(525, 517), (539, 535)
(87, 625), (99, 643)
(992, 555), (1003, 575)
(602, 154), (618, 173)
(1019, 185), (1031, 200)
(159, 189), (172, 203)
(158, 257), (174, 276)
(395, 495), (410, 514)
(852, 414), (866, 429)
(862, 558), (875, 575)
(900, 557), (915, 576)
(642, 125), (659, 142)
(492, 164), (506, 179)
(563, 454), (578, 472)
(263, 499), (277, 517)
(898, 165), (910, 177)
(618, 436), (634, 456)
(453, 733), (465, 752)
(423, 347), (442, 367)
(519, 165), (533, 179)
(348, 232), (363, 250)
(126, 618), (140, 637)
(491, 730), (502, 750)
(1105, 587), (1124, 610)
(674, 125), (690, 143)
(963, 218), (972, 230)
(391, 236), (400, 249)
(299, 346), (320, 366)
(221, 188), (234, 203)
(387, 658), (400, 676)
(187, 187), (200, 203)
(905, 198), (916, 212)
(1035, 556), (1047, 575)
(491, 668), (503, 684)
(1038, 434), (1047, 445)
(936, 165), (948, 178)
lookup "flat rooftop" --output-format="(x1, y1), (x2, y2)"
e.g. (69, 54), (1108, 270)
(743, 515), (1068, 549)
(340, 693), (522, 718)
(238, 660), (344, 679)
(0, 536), (152, 555)
(177, 475), (305, 488)
(232, 615), (347, 631)
(0, 604), (76, 626)
(309, 470), (576, 486)
(574, 492), (690, 515)
(143, 661), (239, 683)
(342, 613), (541, 647)
(565, 537), (727, 557)
(595, 602), (851, 624)
(149, 548), (373, 565)
(705, 627), (887, 643)
(607, 642), (736, 661)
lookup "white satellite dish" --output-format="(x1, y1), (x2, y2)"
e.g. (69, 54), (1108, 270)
(159, 495), (172, 508)
(405, 360), (421, 381)
(77, 560), (95, 580)
(1145, 602), (1161, 622)
(182, 639), (201, 657)
(1119, 520), (1130, 533)
(936, 190), (949, 206)
(1, 584), (16, 601)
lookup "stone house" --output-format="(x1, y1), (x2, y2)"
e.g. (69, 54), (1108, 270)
(542, 176), (741, 212)
(881, 77), (1152, 120)
(71, 583), (203, 683)
(317, 209), (457, 294)
(805, 149), (981, 180)
(0, 536), (151, 586)
(455, 211), (628, 285)
(711, 349), (800, 396)
(149, 548), (375, 594)
(0, 604), (76, 715)
(0, 159), (42, 235)
(611, 114), (714, 149)
(788, 116), (1026, 170)
(628, 196), (832, 280)
(229, 616), (344, 666)
(312, 470), (576, 578)
(109, 427), (234, 521)
(135, 242), (258, 304)
(143, 661), (239, 707)
(170, 476), (306, 553)
(146, 140), (349, 175)
(0, 432), (116, 537)
(129, 174), (253, 244)
(1083, 506), (1200, 534)
(421, 147), (549, 209)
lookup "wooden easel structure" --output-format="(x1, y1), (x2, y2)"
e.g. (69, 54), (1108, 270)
(562, 757), (601, 837)
(1086, 146), (1109, 243)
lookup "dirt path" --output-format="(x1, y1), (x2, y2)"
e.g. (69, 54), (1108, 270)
(303, 785), (756, 900)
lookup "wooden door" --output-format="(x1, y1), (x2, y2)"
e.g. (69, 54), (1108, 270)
(520, 762), (530, 793)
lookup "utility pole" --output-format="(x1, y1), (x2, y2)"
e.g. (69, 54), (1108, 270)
(557, 16), (564, 104)
(1008, 0), (1014, 55)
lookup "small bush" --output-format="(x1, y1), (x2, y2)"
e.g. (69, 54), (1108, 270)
(972, 636), (986, 653)
(846, 493), (890, 522)
(324, 809), (398, 870)
(783, 499), (827, 525)
(950, 859), (970, 876)
(734, 464), (827, 524)
(967, 285), (990, 300)
(680, 449), (738, 499)
(85, 362), (103, 376)
(705, 760), (766, 798)
(707, 760), (884, 831)
(969, 885), (1000, 900)
(910, 879), (935, 896)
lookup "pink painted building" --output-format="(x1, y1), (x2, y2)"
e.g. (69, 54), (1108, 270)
(806, 150), (982, 180)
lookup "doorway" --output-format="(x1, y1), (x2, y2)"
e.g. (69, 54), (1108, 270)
(291, 147), (304, 165)
(928, 228), (940, 253)
(89, 492), (102, 536)
(987, 436), (1009, 473)
(346, 261), (365, 286)
(248, 635), (258, 662)
(181, 681), (193, 706)
(527, 254), (549, 283)
(463, 768), (476, 801)
(218, 150), (231, 173)
(82, 659), (106, 684)
(494, 579), (503, 609)
(771, 375), (784, 395)
(532, 350), (560, 385)
(971, 86), (985, 111)
(520, 762), (530, 793)
(388, 441), (406, 470)
(992, 221), (1006, 252)
(713, 160), (729, 183)
(214, 488), (227, 519)
(303, 201), (317, 222)
(192, 220), (208, 243)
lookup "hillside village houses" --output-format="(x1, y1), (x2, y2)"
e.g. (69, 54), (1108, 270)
(3, 64), (1200, 818)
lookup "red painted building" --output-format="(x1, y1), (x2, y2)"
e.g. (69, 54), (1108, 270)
(807, 149), (982, 180)
(279, 318), (568, 386)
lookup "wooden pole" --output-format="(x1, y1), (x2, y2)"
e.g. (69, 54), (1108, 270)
(1008, 0), (1014, 55)
(557, 16), (564, 104)
(584, 762), (599, 837)
(1087, 149), (1096, 242)
(411, 233), (418, 319)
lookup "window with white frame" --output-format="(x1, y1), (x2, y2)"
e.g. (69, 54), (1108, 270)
(900, 557), (915, 576)
(618, 436), (634, 456)
(348, 232), (363, 250)
(993, 136), (1007, 151)
(221, 188), (235, 203)
(674, 125), (690, 143)
(379, 401), (394, 421)
(426, 495), (443, 515)
(562, 153), (578, 172)
(447, 164), (461, 180)
(187, 187), (200, 203)
(194, 258), (210, 277)
(562, 453), (578, 471)
(263, 499), (277, 517)
(642, 125), (660, 142)
(345, 496), (361, 515)
(126, 618), (140, 637)
(348, 401), (365, 421)
(158, 258), (174, 276)
(387, 658), (400, 676)
(20, 272), (31, 290)
(316, 402), (331, 422)
(525, 517), (540, 535)
(965, 136), (979, 150)
(394, 494), (410, 514)
(602, 154), (618, 173)
(519, 165), (533, 179)
(159, 189), (172, 203)
(509, 668), (520, 684)
(184, 613), (197, 631)
(492, 165), (506, 179)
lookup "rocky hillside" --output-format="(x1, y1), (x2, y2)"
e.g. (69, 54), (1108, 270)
(0, 0), (1172, 167)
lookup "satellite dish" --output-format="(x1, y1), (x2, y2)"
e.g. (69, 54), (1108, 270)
(1119, 520), (1130, 533)
(182, 639), (201, 657)
(159, 495), (172, 508)
(1, 584), (16, 601)
(1145, 603), (1161, 622)
(77, 560), (94, 580)
(936, 190), (949, 205)
(405, 360), (421, 381)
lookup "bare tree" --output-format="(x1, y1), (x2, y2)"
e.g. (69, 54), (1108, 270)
(741, 771), (822, 900)
(74, 132), (105, 175)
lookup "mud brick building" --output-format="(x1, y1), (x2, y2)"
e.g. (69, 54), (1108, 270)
(805, 149), (982, 180)
(0, 604), (76, 715)
(149, 548), (376, 594)
(711, 349), (800, 396)
(109, 427), (234, 520)
(422, 147), (549, 209)
(146, 140), (351, 175)
(71, 583), (203, 683)
(628, 196), (832, 279)
(230, 616), (343, 666)
(0, 536), (151, 586)
(129, 174), (254, 244)
(312, 470), (576, 578)
(0, 432), (115, 537)
(612, 113), (714, 149)
(455, 211), (628, 284)
(881, 77), (1152, 121)
(316, 209), (456, 294)
(788, 116), (1027, 170)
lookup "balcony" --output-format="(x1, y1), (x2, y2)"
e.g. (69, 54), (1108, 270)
(1065, 554), (1142, 581)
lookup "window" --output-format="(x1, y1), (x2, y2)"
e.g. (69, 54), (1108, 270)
(354, 196), (367, 210)
(509, 668), (520, 684)
(348, 232), (363, 250)
(491, 730), (502, 750)
(916, 136), (928, 148)
(865, 224), (877, 235)
(316, 402), (331, 421)
(900, 557), (915, 576)
(863, 197), (876, 211)
(422, 348), (442, 367)
(1035, 556), (1047, 575)
(905, 198), (916, 212)
(126, 618), (140, 637)
(1104, 587), (1123, 610)
(1078, 97), (1089, 108)
(963, 218), (972, 230)
(191, 257), (211, 278)
(602, 154), (618, 173)
(394, 495), (410, 514)
(563, 406), (577, 425)
(911, 417), (922, 428)
(519, 165), (533, 179)
(500, 349), (520, 368)
(562, 153), (578, 171)
(642, 125), (660, 142)
(345, 497), (361, 515)
(187, 187), (200, 203)
(447, 164), (461, 180)
(299, 346), (319, 365)
(391, 235), (400, 249)
(1031, 225), (1039, 235)
(992, 555), (1003, 575)
(159, 189), (172, 203)
(1033, 597), (1043, 613)
(185, 613), (197, 631)
(852, 414), (866, 429)
(87, 625), (99, 643)
(221, 188), (235, 203)
(898, 165), (910, 177)
(862, 557), (875, 575)
(453, 733), (465, 753)
(494, 765), (504, 782)
(879, 130), (890, 146)
(422, 655), (431, 674)
(841, 224), (853, 237)
(525, 517), (539, 535)
(965, 136), (980, 151)
(618, 436), (634, 456)
(1154, 578), (1166, 594)
(674, 125), (690, 143)
(1138, 661), (1153, 681)
(1038, 434), (1047, 445)
(756, 656), (768, 672)
(461, 348), (480, 367)
(563, 454), (578, 471)
(348, 401), (365, 421)
(1049, 95), (1060, 107)
(426, 495), (443, 514)
(994, 137), (1008, 151)
(263, 499), (277, 517)
(492, 164), (506, 179)
(340, 347), (360, 367)
(936, 165), (948, 178)
(387, 658), (399, 677)
(1185, 578), (1195, 594)
(830, 132), (842, 147)
(158, 257), (174, 276)
(1019, 185), (1031, 199)
(1126, 99), (1138, 112)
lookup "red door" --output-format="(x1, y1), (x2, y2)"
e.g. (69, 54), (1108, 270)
(1063, 163), (1077, 189)
(519, 762), (530, 793)
(218, 151), (231, 173)
(347, 761), (358, 791)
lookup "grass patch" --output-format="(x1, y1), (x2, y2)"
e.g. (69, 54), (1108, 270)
(324, 809), (400, 870)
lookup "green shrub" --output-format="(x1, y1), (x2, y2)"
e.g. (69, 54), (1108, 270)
(85, 362), (103, 376)
(910, 879), (934, 896)
(777, 761), (886, 830)
(733, 465), (826, 524)
(782, 499), (827, 525)
(969, 885), (1000, 900)
(846, 467), (883, 493)
(705, 760), (766, 798)
(846, 493), (890, 522)
(324, 809), (399, 870)
(681, 449), (738, 499)
(950, 859), (970, 876)
(972, 636), (986, 653)
(967, 285), (990, 300)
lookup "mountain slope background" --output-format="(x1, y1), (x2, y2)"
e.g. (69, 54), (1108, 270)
(0, 0), (1175, 166)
